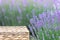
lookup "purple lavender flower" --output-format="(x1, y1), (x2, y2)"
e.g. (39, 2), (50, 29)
(36, 20), (43, 28)
(0, 0), (2, 5)
(29, 10), (59, 33)
(28, 11), (58, 38)
(30, 18), (35, 25)
(30, 12), (52, 29)
(17, 5), (22, 14)
(53, 0), (60, 10)
(22, 0), (28, 7)
(53, 0), (60, 22)
(11, 0), (15, 5)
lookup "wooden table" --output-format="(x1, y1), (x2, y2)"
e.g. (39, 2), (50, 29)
(0, 26), (29, 40)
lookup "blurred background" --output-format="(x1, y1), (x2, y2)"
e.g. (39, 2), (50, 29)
(0, 0), (54, 26)
(0, 0), (60, 40)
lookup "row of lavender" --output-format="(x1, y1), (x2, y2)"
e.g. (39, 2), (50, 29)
(0, 0), (53, 26)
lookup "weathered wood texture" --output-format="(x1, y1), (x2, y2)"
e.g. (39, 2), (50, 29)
(0, 26), (29, 40)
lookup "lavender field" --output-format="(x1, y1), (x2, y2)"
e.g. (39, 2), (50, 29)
(0, 0), (60, 40)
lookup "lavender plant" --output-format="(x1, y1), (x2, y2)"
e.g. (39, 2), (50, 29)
(28, 0), (60, 40)
(28, 10), (60, 40)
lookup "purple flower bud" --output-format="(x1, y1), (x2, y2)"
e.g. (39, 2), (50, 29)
(0, 0), (2, 5)
(30, 18), (36, 25)
(22, 0), (27, 7)
(17, 5), (22, 14)
(39, 13), (46, 20)
(11, 0), (15, 5)
(36, 20), (43, 28)
(53, 0), (60, 9)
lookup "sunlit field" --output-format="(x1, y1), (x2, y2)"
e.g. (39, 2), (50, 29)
(0, 0), (60, 40)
